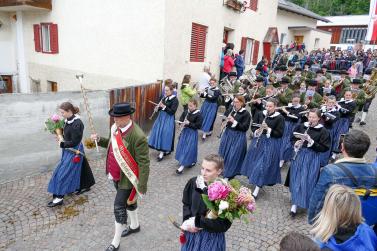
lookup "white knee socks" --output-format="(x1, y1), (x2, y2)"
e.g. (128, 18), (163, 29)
(158, 152), (164, 158)
(111, 221), (126, 248)
(279, 160), (285, 168)
(361, 112), (367, 122)
(177, 165), (184, 172)
(291, 204), (297, 213)
(128, 209), (139, 229)
(252, 186), (260, 197)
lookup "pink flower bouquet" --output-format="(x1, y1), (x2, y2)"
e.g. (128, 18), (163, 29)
(202, 179), (256, 222)
(44, 114), (65, 140)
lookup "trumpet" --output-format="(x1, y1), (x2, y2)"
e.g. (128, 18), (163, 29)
(148, 100), (162, 120)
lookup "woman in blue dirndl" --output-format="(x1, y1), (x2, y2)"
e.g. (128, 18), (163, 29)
(241, 98), (285, 198)
(219, 95), (251, 179)
(148, 84), (179, 161)
(200, 78), (221, 141)
(47, 102), (88, 207)
(278, 95), (305, 167)
(181, 154), (231, 251)
(288, 109), (330, 216)
(319, 96), (340, 166)
(175, 99), (203, 174)
(336, 92), (356, 143)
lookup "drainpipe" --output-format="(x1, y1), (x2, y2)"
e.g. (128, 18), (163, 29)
(15, 10), (30, 93)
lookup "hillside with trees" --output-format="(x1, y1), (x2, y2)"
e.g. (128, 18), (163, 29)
(291, 0), (370, 16)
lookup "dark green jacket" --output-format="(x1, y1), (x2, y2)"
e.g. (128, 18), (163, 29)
(278, 88), (294, 106)
(98, 122), (150, 194)
(300, 92), (323, 108)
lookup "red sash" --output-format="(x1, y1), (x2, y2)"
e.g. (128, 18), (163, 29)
(115, 128), (139, 203)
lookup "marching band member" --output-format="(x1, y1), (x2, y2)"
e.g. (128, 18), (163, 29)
(48, 102), (94, 207)
(288, 109), (330, 216)
(277, 77), (294, 106)
(200, 78), (221, 141)
(181, 154), (231, 251)
(148, 84), (179, 161)
(337, 91), (356, 134)
(333, 70), (351, 99)
(241, 98), (285, 198)
(91, 102), (150, 251)
(318, 79), (336, 98)
(279, 95), (305, 167)
(341, 79), (366, 126)
(219, 96), (251, 179)
(300, 80), (323, 109)
(319, 95), (340, 165)
(175, 99), (203, 175)
(179, 74), (197, 121)
(291, 67), (303, 90)
(238, 85), (251, 104)
(359, 69), (377, 126)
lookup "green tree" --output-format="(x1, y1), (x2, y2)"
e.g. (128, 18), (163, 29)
(291, 0), (369, 16)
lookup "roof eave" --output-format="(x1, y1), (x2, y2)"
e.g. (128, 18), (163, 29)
(278, 5), (330, 23)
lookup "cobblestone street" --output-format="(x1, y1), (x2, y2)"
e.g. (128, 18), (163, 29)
(1, 102), (377, 251)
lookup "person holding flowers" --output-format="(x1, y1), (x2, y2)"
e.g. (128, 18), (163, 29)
(47, 102), (94, 207)
(180, 154), (255, 251)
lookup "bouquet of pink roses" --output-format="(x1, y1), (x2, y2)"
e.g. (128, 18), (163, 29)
(45, 114), (65, 141)
(201, 178), (256, 222)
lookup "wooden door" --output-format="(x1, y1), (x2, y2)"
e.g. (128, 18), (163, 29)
(0, 75), (13, 93)
(294, 36), (304, 44)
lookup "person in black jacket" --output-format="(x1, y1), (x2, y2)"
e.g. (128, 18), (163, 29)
(181, 154), (231, 251)
(337, 90), (357, 134)
(148, 84), (179, 161)
(219, 96), (251, 179)
(47, 102), (95, 207)
(175, 99), (203, 174)
(318, 79), (336, 98)
(199, 78), (221, 141)
(241, 98), (285, 198)
(288, 109), (330, 216)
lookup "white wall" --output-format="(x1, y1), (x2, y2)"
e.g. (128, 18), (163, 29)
(309, 30), (332, 50)
(163, 0), (278, 82)
(0, 12), (17, 74)
(22, 0), (166, 91)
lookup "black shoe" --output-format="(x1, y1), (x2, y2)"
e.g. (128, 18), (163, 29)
(121, 226), (140, 237)
(360, 121), (366, 126)
(176, 169), (183, 175)
(163, 152), (171, 156)
(202, 137), (206, 142)
(188, 163), (196, 168)
(47, 200), (63, 207)
(105, 244), (119, 251)
(75, 188), (91, 195)
(157, 156), (163, 162)
(290, 211), (297, 217)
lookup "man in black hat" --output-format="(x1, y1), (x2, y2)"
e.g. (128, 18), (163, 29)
(277, 77), (294, 106)
(301, 80), (323, 109)
(321, 65), (332, 81)
(91, 102), (150, 251)
(227, 71), (241, 93)
(334, 70), (351, 99)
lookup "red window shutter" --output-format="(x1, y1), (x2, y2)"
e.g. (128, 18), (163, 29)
(249, 0), (258, 11)
(190, 23), (207, 62)
(241, 37), (247, 52)
(252, 40), (260, 65)
(50, 24), (59, 54)
(33, 24), (41, 52)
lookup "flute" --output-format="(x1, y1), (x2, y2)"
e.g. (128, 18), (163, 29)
(217, 110), (235, 138)
(148, 99), (162, 120)
(292, 123), (311, 160)
(254, 117), (267, 148)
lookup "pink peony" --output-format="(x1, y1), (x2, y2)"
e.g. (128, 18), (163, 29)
(246, 202), (255, 212)
(51, 114), (60, 122)
(208, 181), (230, 201)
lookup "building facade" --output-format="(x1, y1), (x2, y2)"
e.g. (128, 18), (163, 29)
(0, 0), (328, 93)
(317, 15), (370, 51)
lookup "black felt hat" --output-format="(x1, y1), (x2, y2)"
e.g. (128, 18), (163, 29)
(256, 76), (264, 82)
(352, 79), (361, 85)
(308, 79), (318, 86)
(229, 72), (237, 77)
(280, 77), (290, 84)
(108, 102), (136, 117)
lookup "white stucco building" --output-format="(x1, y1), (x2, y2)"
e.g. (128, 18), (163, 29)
(0, 0), (328, 93)
(276, 0), (332, 51)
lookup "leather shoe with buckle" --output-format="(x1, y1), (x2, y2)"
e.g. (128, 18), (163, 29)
(121, 225), (140, 237)
(105, 244), (119, 251)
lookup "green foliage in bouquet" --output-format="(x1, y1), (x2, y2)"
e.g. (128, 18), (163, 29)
(44, 115), (65, 134)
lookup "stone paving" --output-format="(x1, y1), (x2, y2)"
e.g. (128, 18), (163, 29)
(1, 101), (377, 251)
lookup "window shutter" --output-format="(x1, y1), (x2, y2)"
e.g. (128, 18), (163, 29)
(241, 37), (247, 52)
(33, 24), (41, 52)
(252, 40), (260, 65)
(50, 23), (59, 54)
(249, 0), (258, 11)
(190, 23), (207, 62)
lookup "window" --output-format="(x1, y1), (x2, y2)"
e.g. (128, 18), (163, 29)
(190, 23), (207, 62)
(280, 33), (287, 45)
(33, 23), (59, 54)
(249, 0), (258, 11)
(241, 37), (254, 65)
(48, 81), (58, 92)
(339, 27), (368, 44)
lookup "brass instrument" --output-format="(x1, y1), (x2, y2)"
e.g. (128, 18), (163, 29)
(148, 100), (162, 120)
(219, 76), (234, 94)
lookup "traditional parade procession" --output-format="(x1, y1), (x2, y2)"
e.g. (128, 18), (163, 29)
(1, 0), (377, 250)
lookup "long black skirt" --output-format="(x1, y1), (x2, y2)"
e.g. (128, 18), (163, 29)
(79, 157), (95, 190)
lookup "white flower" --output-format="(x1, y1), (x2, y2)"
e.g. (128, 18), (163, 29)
(218, 200), (229, 214)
